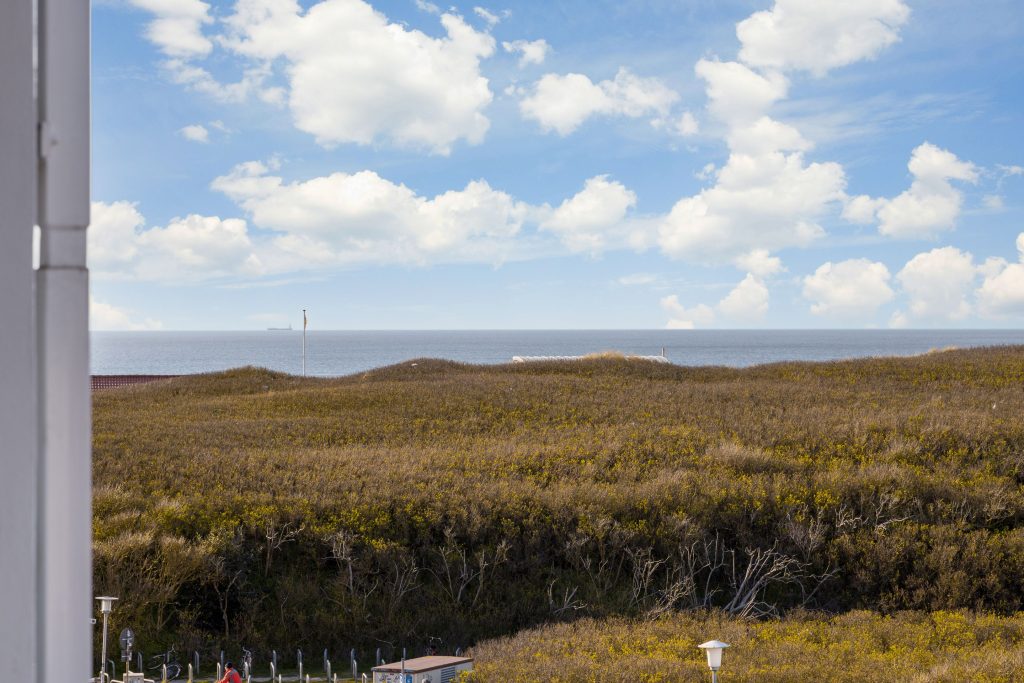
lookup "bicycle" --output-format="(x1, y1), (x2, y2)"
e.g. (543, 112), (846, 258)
(425, 637), (443, 657)
(147, 648), (182, 680)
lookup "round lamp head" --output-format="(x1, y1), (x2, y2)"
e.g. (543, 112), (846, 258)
(697, 640), (729, 671)
(96, 596), (118, 614)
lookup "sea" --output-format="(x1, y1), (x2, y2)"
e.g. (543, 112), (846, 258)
(90, 329), (1024, 377)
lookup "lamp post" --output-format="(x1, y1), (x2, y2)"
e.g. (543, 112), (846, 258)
(697, 640), (729, 683)
(96, 597), (118, 681)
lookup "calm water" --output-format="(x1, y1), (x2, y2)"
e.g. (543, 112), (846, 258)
(90, 330), (1024, 376)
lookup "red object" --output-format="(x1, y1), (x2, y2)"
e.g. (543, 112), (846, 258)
(91, 375), (178, 391)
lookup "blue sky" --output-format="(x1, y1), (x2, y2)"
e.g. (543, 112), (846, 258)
(89, 0), (1024, 330)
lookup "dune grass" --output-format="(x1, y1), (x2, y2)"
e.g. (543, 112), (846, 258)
(92, 347), (1024, 665)
(467, 610), (1024, 682)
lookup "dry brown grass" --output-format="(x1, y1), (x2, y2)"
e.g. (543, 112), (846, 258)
(91, 347), (1024, 661)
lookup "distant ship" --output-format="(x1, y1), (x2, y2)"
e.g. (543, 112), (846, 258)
(267, 324), (293, 331)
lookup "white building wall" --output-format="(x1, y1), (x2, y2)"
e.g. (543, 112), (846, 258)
(0, 4), (92, 683)
(0, 5), (41, 683)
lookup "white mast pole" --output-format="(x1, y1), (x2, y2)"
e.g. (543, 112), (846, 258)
(0, 2), (41, 683)
(302, 308), (307, 376)
(37, 4), (93, 683)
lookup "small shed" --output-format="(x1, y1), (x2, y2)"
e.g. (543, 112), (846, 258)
(372, 656), (473, 683)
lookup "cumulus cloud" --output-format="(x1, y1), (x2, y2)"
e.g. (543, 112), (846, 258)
(129, 0), (213, 58)
(539, 176), (638, 253)
(672, 111), (699, 137)
(734, 249), (785, 277)
(179, 124), (209, 143)
(657, 146), (844, 262)
(718, 273), (770, 319)
(803, 258), (894, 317)
(660, 270), (772, 328)
(89, 200), (263, 281)
(896, 246), (976, 321)
(736, 0), (910, 76)
(977, 233), (1024, 316)
(519, 68), (679, 135)
(217, 0), (496, 154)
(89, 201), (145, 271)
(655, 1), (915, 267)
(90, 297), (163, 331)
(845, 143), (978, 239)
(131, 0), (498, 154)
(655, 55), (843, 265)
(695, 60), (788, 126)
(473, 7), (506, 27)
(502, 39), (549, 68)
(211, 160), (533, 267)
(660, 295), (715, 329)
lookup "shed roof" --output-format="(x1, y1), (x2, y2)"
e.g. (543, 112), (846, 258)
(372, 656), (473, 673)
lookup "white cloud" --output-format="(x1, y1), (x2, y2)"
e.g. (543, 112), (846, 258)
(673, 111), (699, 137)
(161, 59), (279, 105)
(473, 7), (505, 27)
(138, 214), (263, 279)
(897, 246), (976, 321)
(90, 297), (163, 331)
(653, 1), (913, 267)
(224, 2), (497, 153)
(519, 68), (679, 135)
(655, 56), (844, 264)
(89, 201), (145, 271)
(841, 194), (885, 224)
(211, 160), (532, 267)
(736, 0), (910, 76)
(978, 263), (1024, 316)
(179, 123), (209, 143)
(984, 195), (1005, 211)
(129, 0), (213, 58)
(415, 0), (440, 14)
(734, 249), (785, 277)
(657, 149), (844, 262)
(845, 143), (978, 239)
(977, 233), (1024, 316)
(888, 310), (909, 328)
(539, 176), (638, 253)
(129, 0), (499, 153)
(653, 111), (699, 137)
(726, 116), (810, 156)
(502, 39), (549, 68)
(718, 273), (769, 319)
(660, 295), (715, 329)
(617, 273), (656, 287)
(89, 200), (263, 281)
(660, 271), (772, 327)
(695, 60), (788, 126)
(803, 258), (894, 317)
